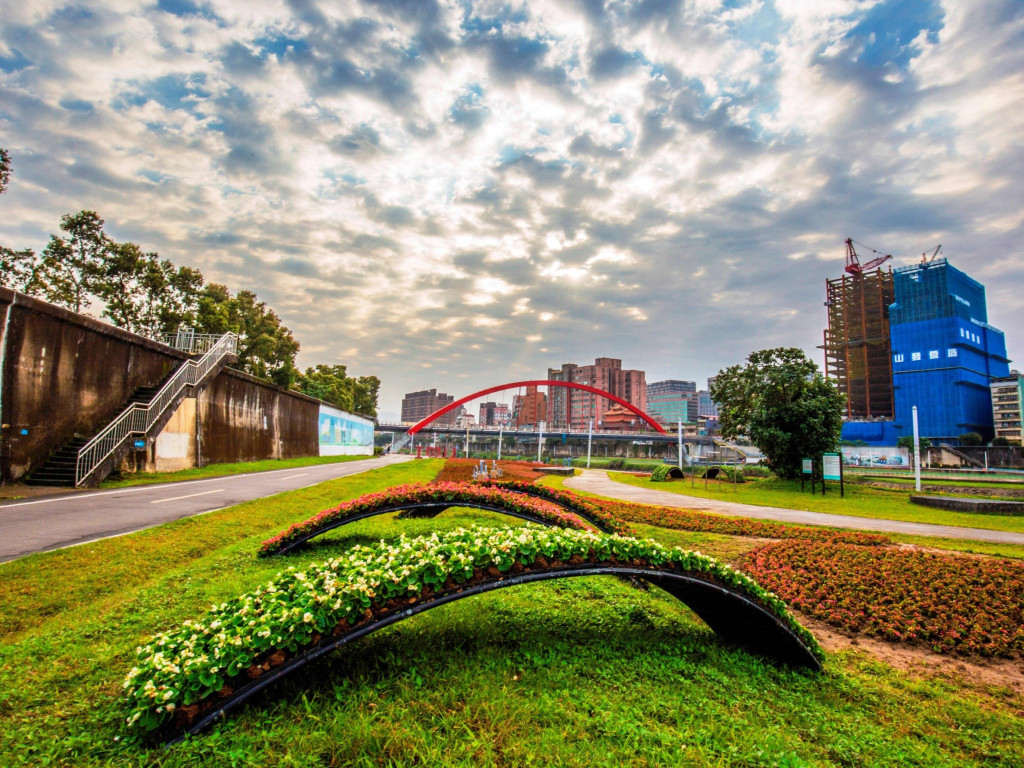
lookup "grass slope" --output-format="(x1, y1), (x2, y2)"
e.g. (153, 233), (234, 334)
(0, 460), (1020, 766)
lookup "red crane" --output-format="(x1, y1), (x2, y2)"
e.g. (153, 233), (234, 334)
(844, 238), (892, 275)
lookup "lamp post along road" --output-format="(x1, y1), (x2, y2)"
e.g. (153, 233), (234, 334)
(537, 421), (545, 463)
(587, 419), (593, 469)
(677, 420), (683, 471)
(912, 405), (922, 492)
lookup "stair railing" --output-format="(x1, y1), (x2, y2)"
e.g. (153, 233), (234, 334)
(75, 332), (238, 486)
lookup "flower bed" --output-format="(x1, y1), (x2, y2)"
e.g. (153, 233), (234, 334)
(591, 498), (890, 546)
(258, 482), (590, 557)
(481, 479), (634, 536)
(434, 459), (545, 484)
(124, 527), (822, 736)
(744, 540), (1024, 657)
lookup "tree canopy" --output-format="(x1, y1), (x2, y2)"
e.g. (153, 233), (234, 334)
(710, 347), (844, 479)
(0, 148), (10, 196)
(0, 194), (379, 413)
(295, 365), (380, 417)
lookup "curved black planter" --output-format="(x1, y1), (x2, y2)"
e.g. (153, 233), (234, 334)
(266, 499), (613, 556)
(168, 563), (822, 744)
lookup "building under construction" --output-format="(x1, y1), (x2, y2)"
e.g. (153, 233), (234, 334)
(822, 240), (895, 419)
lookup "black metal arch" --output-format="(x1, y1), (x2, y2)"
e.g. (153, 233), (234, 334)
(168, 563), (822, 743)
(266, 500), (613, 556)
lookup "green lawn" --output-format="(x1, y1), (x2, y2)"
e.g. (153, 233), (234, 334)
(0, 460), (1021, 766)
(99, 453), (376, 488)
(606, 472), (1024, 535)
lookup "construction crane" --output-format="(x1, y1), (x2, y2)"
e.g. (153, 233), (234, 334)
(920, 244), (942, 264)
(844, 238), (892, 276)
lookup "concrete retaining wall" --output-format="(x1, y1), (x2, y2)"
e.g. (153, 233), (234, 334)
(0, 287), (187, 483)
(0, 288), (328, 483)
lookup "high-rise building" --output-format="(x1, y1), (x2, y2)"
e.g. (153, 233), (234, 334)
(512, 385), (547, 427)
(697, 390), (718, 419)
(823, 266), (895, 419)
(990, 372), (1023, 444)
(889, 259), (1010, 442)
(478, 402), (511, 428)
(401, 389), (456, 426)
(548, 357), (647, 430)
(646, 380), (695, 426)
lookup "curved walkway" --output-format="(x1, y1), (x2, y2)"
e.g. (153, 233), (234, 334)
(565, 470), (1024, 545)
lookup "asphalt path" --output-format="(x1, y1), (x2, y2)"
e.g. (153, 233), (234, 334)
(0, 454), (414, 564)
(565, 469), (1024, 545)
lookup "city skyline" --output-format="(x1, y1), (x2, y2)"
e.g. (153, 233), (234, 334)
(1, 1), (1021, 422)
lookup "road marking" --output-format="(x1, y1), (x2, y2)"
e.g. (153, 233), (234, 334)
(0, 457), (406, 509)
(281, 472), (309, 479)
(150, 490), (223, 504)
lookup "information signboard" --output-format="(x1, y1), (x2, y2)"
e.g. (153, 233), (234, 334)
(801, 459), (812, 475)
(823, 453), (841, 481)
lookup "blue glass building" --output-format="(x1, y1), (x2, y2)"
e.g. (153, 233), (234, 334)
(887, 259), (1010, 443)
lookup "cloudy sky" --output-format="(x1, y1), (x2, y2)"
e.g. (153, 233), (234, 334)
(1, 0), (1021, 420)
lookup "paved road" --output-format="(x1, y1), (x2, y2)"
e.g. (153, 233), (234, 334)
(0, 454), (414, 563)
(565, 470), (1024, 545)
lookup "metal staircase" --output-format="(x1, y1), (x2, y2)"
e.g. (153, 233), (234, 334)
(27, 332), (237, 488)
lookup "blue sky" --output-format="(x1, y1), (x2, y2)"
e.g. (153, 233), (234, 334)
(1, 0), (1021, 420)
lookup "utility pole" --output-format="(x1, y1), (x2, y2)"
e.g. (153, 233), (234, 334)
(677, 420), (683, 471)
(587, 419), (593, 468)
(912, 405), (921, 491)
(497, 424), (503, 461)
(537, 420), (545, 462)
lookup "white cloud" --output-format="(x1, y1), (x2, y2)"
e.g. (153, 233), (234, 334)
(0, 0), (1020, 413)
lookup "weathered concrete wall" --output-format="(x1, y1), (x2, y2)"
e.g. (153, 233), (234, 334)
(196, 368), (319, 466)
(1, 289), (335, 483)
(0, 287), (187, 483)
(152, 397), (198, 472)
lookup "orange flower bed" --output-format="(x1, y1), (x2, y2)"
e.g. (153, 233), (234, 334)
(433, 459), (546, 484)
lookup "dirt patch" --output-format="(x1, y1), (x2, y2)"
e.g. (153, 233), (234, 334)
(800, 613), (1024, 697)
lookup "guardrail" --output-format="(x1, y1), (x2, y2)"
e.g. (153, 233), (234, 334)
(159, 330), (231, 356)
(75, 332), (238, 486)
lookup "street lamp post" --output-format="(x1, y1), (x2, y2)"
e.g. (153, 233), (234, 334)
(537, 420), (545, 463)
(677, 420), (683, 471)
(912, 405), (922, 492)
(587, 419), (593, 468)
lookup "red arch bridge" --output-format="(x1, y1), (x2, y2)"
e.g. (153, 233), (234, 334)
(374, 379), (731, 451)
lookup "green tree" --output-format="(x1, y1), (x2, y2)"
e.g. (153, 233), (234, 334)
(295, 365), (380, 417)
(194, 285), (299, 387)
(0, 148), (10, 195)
(0, 246), (39, 292)
(37, 210), (112, 312)
(958, 432), (983, 446)
(297, 365), (356, 411)
(0, 149), (41, 294)
(710, 347), (844, 479)
(350, 375), (380, 417)
(897, 435), (931, 452)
